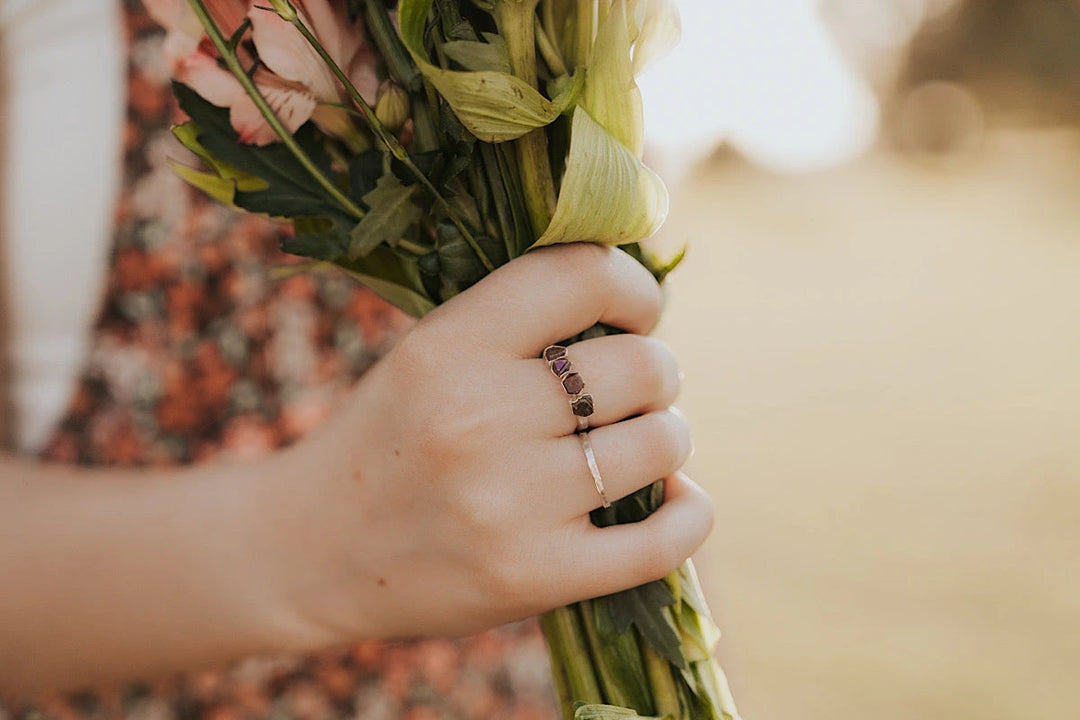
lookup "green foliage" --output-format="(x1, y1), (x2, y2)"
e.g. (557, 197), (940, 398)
(573, 704), (660, 720)
(173, 82), (356, 260)
(348, 172), (424, 259)
(603, 581), (686, 671)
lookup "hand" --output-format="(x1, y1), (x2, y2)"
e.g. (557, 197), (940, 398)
(261, 243), (714, 646)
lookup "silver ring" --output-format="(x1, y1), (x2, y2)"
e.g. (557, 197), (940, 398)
(579, 431), (612, 508)
(542, 345), (596, 432)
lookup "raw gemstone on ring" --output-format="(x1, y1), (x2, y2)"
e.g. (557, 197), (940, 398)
(572, 394), (595, 417)
(562, 372), (585, 395)
(543, 345), (567, 362)
(550, 357), (572, 377)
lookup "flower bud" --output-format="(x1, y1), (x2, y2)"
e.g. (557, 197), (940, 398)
(375, 81), (410, 134)
(268, 0), (298, 21)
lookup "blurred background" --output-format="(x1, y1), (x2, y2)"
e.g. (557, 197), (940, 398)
(638, 1), (1080, 718)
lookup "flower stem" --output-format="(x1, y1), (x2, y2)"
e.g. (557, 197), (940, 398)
(187, 0), (364, 220)
(494, 0), (557, 238)
(534, 14), (568, 77)
(285, 10), (495, 272)
(540, 606), (605, 720)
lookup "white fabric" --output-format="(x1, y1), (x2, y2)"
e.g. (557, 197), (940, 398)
(1, 0), (124, 452)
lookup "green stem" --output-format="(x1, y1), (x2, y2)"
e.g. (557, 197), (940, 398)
(574, 0), (593, 68)
(286, 10), (494, 272)
(494, 0), (556, 238)
(534, 14), (568, 77)
(188, 0), (364, 220)
(540, 607), (605, 720)
(642, 642), (682, 720)
(360, 0), (422, 92)
(580, 599), (656, 714)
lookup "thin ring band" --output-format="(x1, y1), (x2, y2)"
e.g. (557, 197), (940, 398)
(579, 431), (612, 509)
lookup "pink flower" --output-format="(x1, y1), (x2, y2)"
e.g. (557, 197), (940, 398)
(146, 0), (378, 146)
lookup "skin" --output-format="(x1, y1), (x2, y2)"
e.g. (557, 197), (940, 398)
(0, 242), (713, 694)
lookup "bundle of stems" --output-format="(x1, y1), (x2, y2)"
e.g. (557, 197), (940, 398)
(176, 0), (743, 716)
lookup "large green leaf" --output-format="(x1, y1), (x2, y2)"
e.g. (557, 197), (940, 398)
(532, 107), (668, 248)
(398, 0), (576, 142)
(173, 82), (356, 260)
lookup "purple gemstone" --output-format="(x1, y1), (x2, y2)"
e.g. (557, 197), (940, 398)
(572, 394), (595, 417)
(562, 373), (585, 395)
(543, 345), (567, 362)
(551, 357), (572, 377)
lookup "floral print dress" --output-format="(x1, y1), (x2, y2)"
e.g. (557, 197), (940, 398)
(4, 2), (557, 718)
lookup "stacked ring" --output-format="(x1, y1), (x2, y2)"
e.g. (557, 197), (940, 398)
(542, 345), (595, 432)
(579, 431), (612, 509)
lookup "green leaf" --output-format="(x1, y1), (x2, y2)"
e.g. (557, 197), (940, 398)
(167, 161), (242, 207)
(336, 246), (436, 318)
(603, 580), (688, 670)
(532, 107), (668, 248)
(282, 218), (349, 261)
(581, 599), (656, 714)
(337, 267), (436, 318)
(398, 0), (575, 142)
(172, 122), (269, 194)
(347, 173), (424, 260)
(442, 33), (511, 73)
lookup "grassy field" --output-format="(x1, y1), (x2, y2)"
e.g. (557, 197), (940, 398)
(657, 128), (1080, 720)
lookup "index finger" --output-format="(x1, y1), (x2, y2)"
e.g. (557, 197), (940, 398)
(427, 243), (664, 357)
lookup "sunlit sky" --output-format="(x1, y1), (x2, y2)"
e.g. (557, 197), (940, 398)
(639, 0), (882, 176)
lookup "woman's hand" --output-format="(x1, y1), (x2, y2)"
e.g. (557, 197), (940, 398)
(264, 243), (714, 646)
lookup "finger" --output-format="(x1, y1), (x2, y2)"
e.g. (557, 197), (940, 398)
(426, 244), (663, 356)
(542, 408), (692, 518)
(550, 472), (715, 606)
(513, 334), (682, 437)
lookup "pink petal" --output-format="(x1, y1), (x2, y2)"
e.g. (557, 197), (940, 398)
(205, 0), (250, 37)
(346, 44), (379, 104)
(175, 52), (245, 108)
(250, 6), (339, 102)
(254, 69), (319, 135)
(146, 0), (249, 38)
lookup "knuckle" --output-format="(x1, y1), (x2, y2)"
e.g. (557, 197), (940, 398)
(642, 538), (683, 581)
(651, 410), (692, 472)
(635, 337), (680, 400)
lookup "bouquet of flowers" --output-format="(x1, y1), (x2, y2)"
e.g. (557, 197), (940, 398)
(157, 0), (742, 717)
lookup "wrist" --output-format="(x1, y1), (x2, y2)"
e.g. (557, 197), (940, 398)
(244, 414), (380, 651)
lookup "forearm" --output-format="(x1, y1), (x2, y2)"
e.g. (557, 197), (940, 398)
(0, 448), (318, 694)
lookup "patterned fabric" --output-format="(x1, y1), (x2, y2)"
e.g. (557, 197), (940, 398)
(5, 2), (557, 717)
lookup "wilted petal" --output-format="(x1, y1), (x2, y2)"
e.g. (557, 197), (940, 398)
(583, 0), (643, 156)
(533, 107), (668, 248)
(631, 0), (681, 76)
